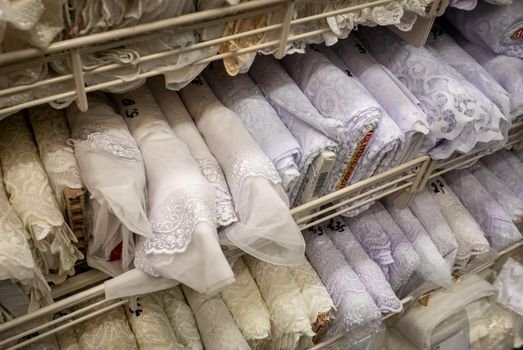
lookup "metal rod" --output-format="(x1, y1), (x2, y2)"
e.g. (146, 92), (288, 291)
(70, 49), (88, 112)
(275, 0), (295, 58)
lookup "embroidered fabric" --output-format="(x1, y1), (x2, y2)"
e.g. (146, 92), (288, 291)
(147, 77), (237, 228)
(445, 170), (522, 251)
(358, 27), (507, 159)
(180, 77), (306, 266)
(56, 327), (79, 350)
(66, 93), (151, 276)
(113, 85), (233, 295)
(0, 113), (82, 285)
(221, 258), (271, 341)
(370, 202), (420, 292)
(327, 219), (403, 314)
(182, 285), (250, 350)
(427, 178), (491, 272)
(482, 151), (523, 201)
(304, 228), (382, 339)
(204, 64), (301, 193)
(383, 200), (452, 287)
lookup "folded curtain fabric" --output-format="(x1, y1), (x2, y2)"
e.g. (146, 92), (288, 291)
(482, 151), (523, 201)
(203, 64), (301, 193)
(113, 85), (233, 295)
(147, 76), (237, 228)
(359, 27), (507, 159)
(0, 113), (82, 285)
(67, 94), (151, 277)
(180, 77), (305, 266)
(182, 285), (250, 350)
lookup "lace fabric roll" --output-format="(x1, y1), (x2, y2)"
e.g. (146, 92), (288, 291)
(221, 259), (271, 341)
(482, 152), (523, 200)
(182, 285), (250, 350)
(358, 27), (507, 159)
(444, 170), (522, 251)
(204, 64), (301, 193)
(0, 113), (82, 284)
(304, 228), (382, 339)
(28, 106), (83, 210)
(410, 188), (458, 268)
(427, 178), (491, 271)
(383, 200), (452, 287)
(113, 85), (234, 295)
(157, 286), (204, 350)
(282, 49), (381, 193)
(66, 94), (151, 276)
(180, 77), (306, 266)
(370, 202), (420, 292)
(327, 219), (402, 314)
(147, 76), (237, 228)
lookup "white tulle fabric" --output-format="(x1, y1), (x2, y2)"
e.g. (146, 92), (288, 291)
(204, 65), (301, 193)
(359, 27), (507, 159)
(282, 49), (381, 192)
(0, 113), (82, 285)
(147, 77), (237, 228)
(66, 94), (151, 277)
(427, 178), (490, 271)
(482, 151), (523, 200)
(383, 200), (452, 287)
(221, 258), (271, 341)
(180, 77), (306, 266)
(113, 85), (233, 295)
(327, 219), (402, 314)
(243, 255), (314, 349)
(410, 188), (458, 268)
(182, 285), (250, 350)
(248, 55), (339, 205)
(304, 228), (382, 339)
(28, 106), (83, 210)
(445, 170), (522, 251)
(370, 202), (420, 292)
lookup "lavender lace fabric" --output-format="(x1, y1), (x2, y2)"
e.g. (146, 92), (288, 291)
(327, 219), (402, 314)
(482, 151), (523, 201)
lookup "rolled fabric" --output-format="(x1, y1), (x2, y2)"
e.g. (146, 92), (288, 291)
(28, 105), (84, 210)
(427, 178), (491, 271)
(383, 200), (452, 287)
(482, 152), (523, 201)
(370, 202), (420, 292)
(327, 219), (403, 314)
(448, 0), (477, 10)
(304, 227), (381, 338)
(113, 85), (234, 295)
(243, 255), (314, 349)
(0, 113), (82, 284)
(221, 259), (271, 341)
(410, 188), (458, 268)
(358, 27), (507, 159)
(282, 49), (381, 192)
(446, 1), (523, 58)
(56, 327), (79, 350)
(333, 37), (429, 162)
(148, 77), (237, 228)
(248, 55), (339, 205)
(204, 64), (301, 193)
(182, 285), (250, 350)
(180, 77), (305, 266)
(67, 94), (151, 277)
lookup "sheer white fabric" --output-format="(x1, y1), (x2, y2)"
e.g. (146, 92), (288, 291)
(327, 219), (402, 314)
(304, 228), (382, 339)
(180, 77), (306, 266)
(204, 64), (301, 193)
(410, 188), (458, 268)
(28, 105), (83, 210)
(148, 77), (237, 228)
(482, 152), (523, 200)
(427, 178), (491, 271)
(182, 285), (250, 350)
(243, 255), (314, 350)
(383, 200), (452, 287)
(221, 258), (271, 341)
(0, 113), (82, 285)
(56, 327), (79, 350)
(113, 85), (234, 295)
(67, 94), (151, 277)
(370, 203), (420, 292)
